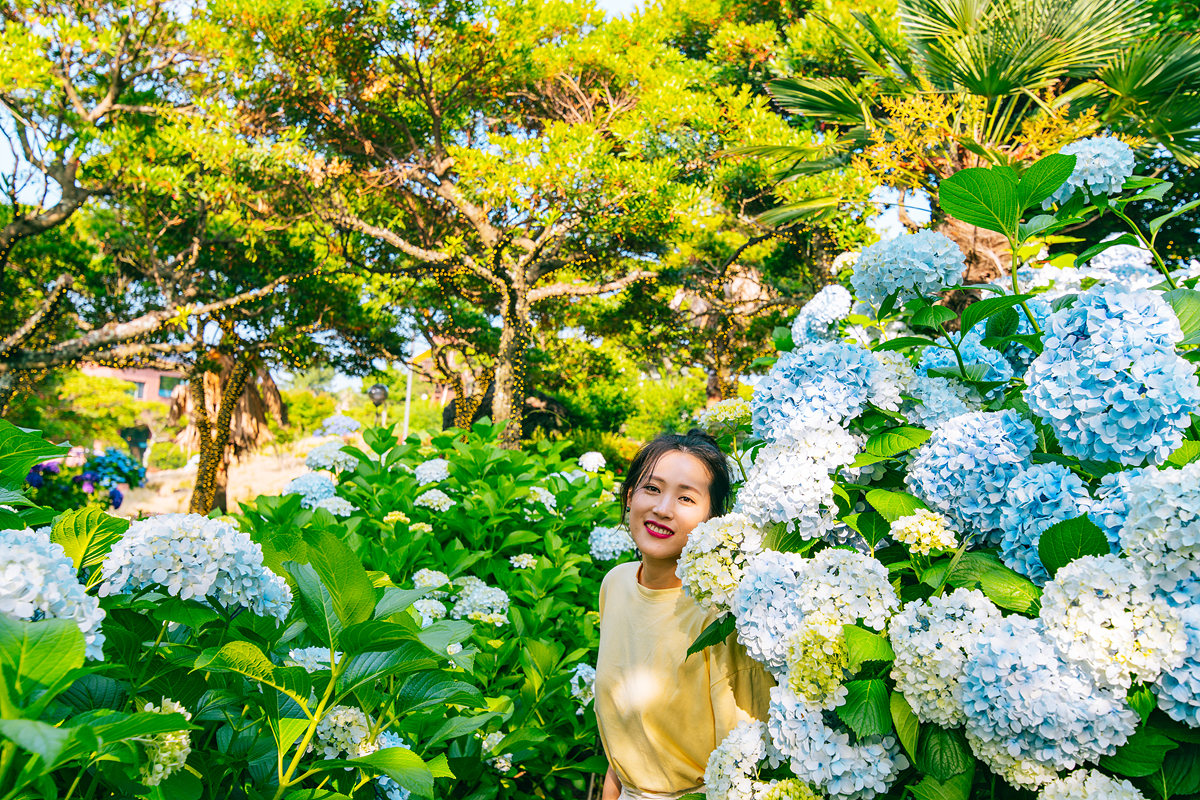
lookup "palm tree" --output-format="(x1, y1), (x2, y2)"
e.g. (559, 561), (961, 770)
(752, 0), (1200, 279)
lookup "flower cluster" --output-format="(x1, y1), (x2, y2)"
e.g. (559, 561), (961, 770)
(305, 441), (359, 472)
(889, 589), (1003, 726)
(889, 508), (957, 555)
(450, 576), (509, 625)
(413, 598), (447, 627)
(999, 464), (1093, 585)
(0, 527), (106, 659)
(529, 485), (557, 511)
(570, 663), (596, 710)
(1118, 460), (1200, 565)
(285, 647), (342, 672)
(284, 472), (337, 508)
(799, 548), (898, 632)
(1045, 137), (1136, 207)
(732, 550), (809, 671)
(850, 230), (964, 306)
(139, 699), (192, 786)
(783, 611), (849, 710)
(704, 720), (778, 800)
(905, 375), (982, 429)
(919, 329), (1014, 400)
(99, 514), (293, 621)
(1155, 606), (1200, 726)
(412, 568), (450, 595)
(414, 488), (456, 512)
(317, 414), (360, 437)
(907, 410), (1036, 541)
(1088, 469), (1149, 551)
(589, 525), (637, 561)
(791, 284), (853, 346)
(697, 398), (753, 432)
(578, 451), (606, 472)
(482, 731), (514, 773)
(316, 496), (356, 517)
(509, 553), (538, 569)
(311, 705), (375, 760)
(87, 448), (145, 488)
(1025, 284), (1200, 465)
(1040, 770), (1146, 800)
(383, 510), (410, 526)
(414, 458), (450, 485)
(751, 343), (879, 442)
(676, 513), (764, 614)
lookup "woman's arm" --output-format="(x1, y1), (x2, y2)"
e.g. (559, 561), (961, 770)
(602, 765), (622, 800)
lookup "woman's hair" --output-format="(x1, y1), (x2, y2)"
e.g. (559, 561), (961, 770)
(620, 428), (732, 520)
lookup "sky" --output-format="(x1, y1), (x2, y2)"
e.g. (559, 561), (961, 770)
(595, 0), (641, 16)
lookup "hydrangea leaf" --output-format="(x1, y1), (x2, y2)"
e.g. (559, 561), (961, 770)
(872, 336), (945, 352)
(959, 294), (1034, 341)
(865, 426), (931, 458)
(985, 307), (1020, 339)
(1099, 726), (1178, 778)
(934, 551), (1042, 613)
(866, 489), (927, 522)
(287, 561), (341, 647)
(389, 673), (485, 716)
(195, 641), (312, 709)
(335, 644), (440, 696)
(333, 745), (436, 796)
(302, 529), (377, 628)
(1150, 199), (1200, 237)
(1016, 154), (1077, 211)
(911, 305), (958, 330)
(844, 510), (891, 549)
(50, 508), (130, 574)
(1075, 233), (1140, 267)
(837, 679), (892, 737)
(1167, 441), (1200, 467)
(890, 691), (920, 760)
(1161, 745), (1200, 798)
(0, 420), (70, 482)
(939, 167), (1020, 239)
(1037, 515), (1110, 579)
(426, 711), (502, 749)
(151, 597), (220, 630)
(772, 325), (795, 352)
(909, 768), (974, 800)
(0, 617), (83, 702)
(1017, 214), (1060, 242)
(1127, 685), (1157, 725)
(915, 725), (973, 781)
(1163, 288), (1200, 345)
(843, 625), (895, 670)
(0, 719), (71, 768)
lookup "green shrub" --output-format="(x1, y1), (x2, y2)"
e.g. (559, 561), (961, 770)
(147, 441), (188, 470)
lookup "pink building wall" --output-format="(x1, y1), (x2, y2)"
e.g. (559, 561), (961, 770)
(79, 365), (185, 405)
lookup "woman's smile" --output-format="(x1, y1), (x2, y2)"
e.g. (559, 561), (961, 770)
(644, 520), (674, 538)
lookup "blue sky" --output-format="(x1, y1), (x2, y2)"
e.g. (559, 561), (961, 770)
(595, 0), (641, 16)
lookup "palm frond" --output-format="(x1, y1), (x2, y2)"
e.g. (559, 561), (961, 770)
(757, 197), (844, 227)
(767, 77), (874, 126)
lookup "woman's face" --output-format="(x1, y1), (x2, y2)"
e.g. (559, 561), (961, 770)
(627, 450), (713, 564)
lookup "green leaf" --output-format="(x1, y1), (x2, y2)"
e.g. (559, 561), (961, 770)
(1161, 744), (1200, 798)
(850, 511), (891, 550)
(194, 642), (312, 708)
(336, 644), (440, 696)
(151, 597), (220, 630)
(959, 294), (1034, 340)
(1163, 288), (1200, 346)
(305, 529), (376, 627)
(1017, 154), (1076, 210)
(50, 508), (130, 574)
(338, 619), (421, 655)
(345, 746), (435, 797)
(688, 614), (735, 657)
(911, 306), (958, 329)
(911, 770), (975, 800)
(287, 561), (342, 648)
(939, 167), (1020, 238)
(1076, 233), (1139, 267)
(836, 679), (892, 737)
(1167, 441), (1200, 467)
(1038, 515), (1111, 578)
(425, 712), (499, 749)
(1128, 685), (1157, 725)
(985, 307), (1020, 340)
(0, 719), (71, 766)
(940, 552), (1042, 613)
(843, 625), (895, 671)
(773, 325), (795, 352)
(1018, 215), (1060, 242)
(890, 692), (920, 760)
(1100, 726), (1178, 777)
(0, 421), (69, 482)
(0, 617), (84, 702)
(1150, 199), (1200, 237)
(872, 336), (945, 352)
(865, 427), (931, 458)
(916, 725), (974, 781)
(865, 489), (927, 522)
(375, 587), (430, 619)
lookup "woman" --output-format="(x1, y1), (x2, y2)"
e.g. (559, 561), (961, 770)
(596, 430), (774, 800)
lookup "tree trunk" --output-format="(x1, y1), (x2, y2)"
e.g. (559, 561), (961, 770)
(213, 458), (230, 513)
(189, 359), (253, 514)
(938, 216), (1011, 285)
(491, 292), (531, 450)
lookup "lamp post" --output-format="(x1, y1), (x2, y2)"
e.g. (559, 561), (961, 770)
(367, 383), (389, 428)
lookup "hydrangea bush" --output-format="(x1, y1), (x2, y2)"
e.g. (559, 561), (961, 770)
(688, 143), (1200, 800)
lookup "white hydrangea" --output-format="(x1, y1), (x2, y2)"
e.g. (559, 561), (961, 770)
(414, 488), (455, 512)
(285, 646), (342, 672)
(803, 548), (899, 631)
(889, 589), (1003, 726)
(1045, 136), (1136, 208)
(283, 472), (337, 508)
(414, 458), (451, 485)
(529, 485), (557, 510)
(305, 440), (359, 472)
(99, 514), (292, 622)
(0, 528), (106, 660)
(967, 729), (1060, 789)
(731, 550), (810, 672)
(578, 451), (606, 472)
(1041, 554), (1186, 690)
(589, 525), (637, 561)
(451, 577), (509, 626)
(889, 508), (958, 555)
(704, 720), (779, 800)
(413, 598), (447, 627)
(570, 663), (596, 710)
(509, 553), (538, 569)
(375, 731), (412, 800)
(310, 705), (376, 760)
(315, 496), (356, 517)
(1040, 769), (1147, 800)
(903, 375), (982, 429)
(1119, 461), (1200, 566)
(676, 513), (765, 614)
(410, 522), (433, 535)
(697, 398), (753, 432)
(412, 568), (450, 597)
(482, 731), (513, 773)
(139, 698), (192, 787)
(869, 351), (915, 412)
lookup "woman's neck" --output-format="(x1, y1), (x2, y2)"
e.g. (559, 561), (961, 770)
(638, 557), (682, 590)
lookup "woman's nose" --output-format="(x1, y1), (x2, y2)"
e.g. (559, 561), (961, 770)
(652, 495), (674, 517)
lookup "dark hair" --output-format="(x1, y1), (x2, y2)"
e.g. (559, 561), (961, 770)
(620, 429), (731, 520)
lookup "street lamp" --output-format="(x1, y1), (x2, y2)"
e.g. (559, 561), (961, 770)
(367, 383), (389, 427)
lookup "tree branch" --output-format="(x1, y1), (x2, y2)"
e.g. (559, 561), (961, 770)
(528, 269), (655, 303)
(0, 274), (73, 356)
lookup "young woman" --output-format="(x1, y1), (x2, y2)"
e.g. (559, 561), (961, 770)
(595, 430), (774, 800)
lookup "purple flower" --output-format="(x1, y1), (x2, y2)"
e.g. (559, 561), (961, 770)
(74, 471), (100, 494)
(109, 488), (124, 509)
(39, 461), (61, 475)
(25, 471), (44, 488)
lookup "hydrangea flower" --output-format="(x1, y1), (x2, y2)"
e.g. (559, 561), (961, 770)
(375, 732), (412, 800)
(918, 328), (1014, 399)
(1025, 284), (1200, 465)
(410, 522), (433, 535)
(734, 427), (860, 536)
(570, 663), (596, 710)
(383, 510), (410, 526)
(99, 514), (292, 621)
(310, 705), (375, 760)
(414, 458), (450, 485)
(1087, 468), (1152, 552)
(529, 485), (557, 511)
(139, 699), (192, 786)
(1119, 461), (1200, 566)
(791, 284), (853, 346)
(509, 553), (537, 569)
(902, 375), (983, 429)
(284, 472), (337, 508)
(751, 343), (880, 441)
(731, 550), (810, 672)
(696, 398), (753, 432)
(961, 615), (1138, 772)
(413, 598), (447, 627)
(305, 441), (359, 472)
(317, 414), (361, 437)
(315, 496), (356, 517)
(589, 525), (637, 560)
(890, 508), (958, 555)
(285, 647), (342, 672)
(1004, 295), (1055, 375)
(1045, 137), (1136, 208)
(1040, 769), (1147, 800)
(414, 488), (455, 512)
(906, 410), (1036, 541)
(966, 729), (1060, 789)
(801, 548), (899, 632)
(1155, 605), (1200, 727)
(676, 513), (765, 615)
(412, 568), (449, 595)
(767, 685), (909, 800)
(851, 230), (965, 306)
(1040, 554), (1185, 691)
(482, 731), (514, 773)
(704, 720), (779, 800)
(578, 451), (606, 472)
(784, 611), (850, 710)
(1091, 242), (1165, 292)
(1147, 553), (1200, 609)
(758, 780), (822, 800)
(889, 589), (1003, 726)
(0, 527), (106, 660)
(868, 351), (914, 412)
(999, 464), (1094, 585)
(451, 577), (509, 626)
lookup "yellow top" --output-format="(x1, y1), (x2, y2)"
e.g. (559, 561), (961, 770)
(594, 562), (775, 794)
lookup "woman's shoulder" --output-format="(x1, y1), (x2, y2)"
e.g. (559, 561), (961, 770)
(600, 561), (640, 593)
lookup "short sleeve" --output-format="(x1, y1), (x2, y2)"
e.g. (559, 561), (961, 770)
(709, 634), (776, 742)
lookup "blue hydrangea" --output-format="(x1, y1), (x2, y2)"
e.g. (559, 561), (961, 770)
(918, 328), (1014, 400)
(962, 615), (1138, 771)
(752, 342), (880, 442)
(731, 550), (809, 673)
(906, 410), (1037, 541)
(284, 472), (337, 508)
(1088, 468), (1152, 552)
(1092, 242), (1161, 288)
(998, 464), (1094, 586)
(1025, 284), (1200, 465)
(1044, 137), (1136, 208)
(1154, 606), (1200, 728)
(791, 285), (854, 346)
(851, 231), (965, 306)
(1003, 295), (1054, 376)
